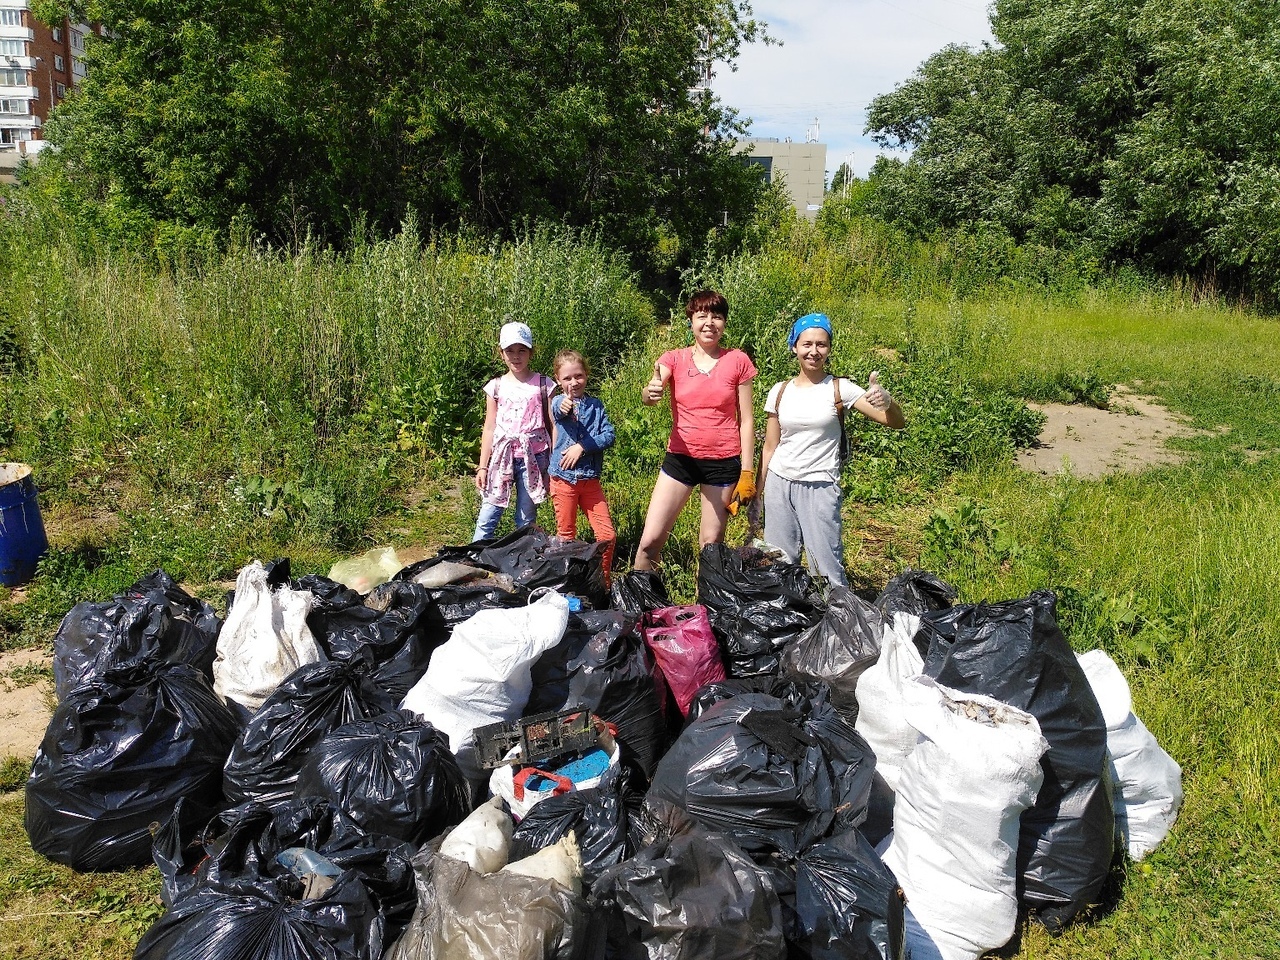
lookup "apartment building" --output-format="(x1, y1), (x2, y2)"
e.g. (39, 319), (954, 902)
(1, 0), (99, 153)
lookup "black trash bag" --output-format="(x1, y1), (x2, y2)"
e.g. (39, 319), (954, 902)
(393, 557), (528, 639)
(697, 543), (826, 678)
(135, 871), (385, 960)
(791, 828), (905, 960)
(293, 709), (470, 846)
(223, 655), (397, 806)
(432, 525), (609, 609)
(591, 798), (787, 960)
(648, 692), (875, 859)
(526, 610), (667, 780)
(153, 796), (418, 939)
(921, 590), (1114, 931)
(294, 576), (441, 702)
(510, 766), (640, 890)
(874, 570), (956, 619)
(25, 661), (238, 871)
(610, 570), (671, 616)
(784, 587), (885, 723)
(685, 675), (830, 726)
(53, 569), (221, 701)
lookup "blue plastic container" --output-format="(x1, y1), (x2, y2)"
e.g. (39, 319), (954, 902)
(0, 463), (49, 587)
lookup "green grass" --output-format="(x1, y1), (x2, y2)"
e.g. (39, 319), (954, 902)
(0, 215), (1277, 957)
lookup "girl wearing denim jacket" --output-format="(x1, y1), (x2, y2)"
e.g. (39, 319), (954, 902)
(548, 349), (617, 585)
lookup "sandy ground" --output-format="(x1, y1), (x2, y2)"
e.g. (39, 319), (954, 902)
(0, 648), (53, 761)
(1016, 386), (1214, 478)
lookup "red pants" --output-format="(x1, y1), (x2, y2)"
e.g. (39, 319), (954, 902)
(549, 476), (615, 587)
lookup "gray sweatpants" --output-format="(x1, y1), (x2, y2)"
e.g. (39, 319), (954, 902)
(763, 473), (847, 587)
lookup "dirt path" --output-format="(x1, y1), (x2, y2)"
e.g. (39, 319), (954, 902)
(1016, 386), (1215, 477)
(0, 648), (53, 761)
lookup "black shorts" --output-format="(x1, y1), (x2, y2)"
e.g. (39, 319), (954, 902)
(661, 452), (741, 487)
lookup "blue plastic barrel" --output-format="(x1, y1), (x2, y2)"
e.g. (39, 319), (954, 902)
(0, 463), (49, 587)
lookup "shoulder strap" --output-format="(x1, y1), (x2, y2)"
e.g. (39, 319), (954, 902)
(835, 378), (848, 446)
(774, 378), (790, 411)
(540, 375), (554, 437)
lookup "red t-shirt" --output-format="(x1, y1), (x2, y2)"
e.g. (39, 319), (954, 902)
(658, 347), (757, 459)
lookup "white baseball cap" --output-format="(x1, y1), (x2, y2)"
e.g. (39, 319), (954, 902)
(499, 321), (534, 350)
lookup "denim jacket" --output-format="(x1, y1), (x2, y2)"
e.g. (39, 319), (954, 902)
(549, 393), (615, 482)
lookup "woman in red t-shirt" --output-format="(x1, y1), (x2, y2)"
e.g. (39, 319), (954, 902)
(633, 290), (758, 570)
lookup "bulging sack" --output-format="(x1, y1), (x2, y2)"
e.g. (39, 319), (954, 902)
(401, 591), (570, 787)
(297, 576), (439, 702)
(1076, 649), (1182, 860)
(214, 560), (324, 715)
(591, 799), (786, 960)
(883, 677), (1048, 960)
(433, 526), (609, 609)
(224, 656), (396, 806)
(26, 661), (239, 871)
(921, 591), (1115, 931)
(697, 543), (826, 678)
(525, 610), (667, 779)
(294, 709), (470, 847)
(386, 829), (593, 960)
(854, 613), (924, 794)
(785, 586), (885, 722)
(642, 605), (726, 717)
(53, 569), (221, 701)
(648, 691), (876, 858)
(792, 827), (906, 960)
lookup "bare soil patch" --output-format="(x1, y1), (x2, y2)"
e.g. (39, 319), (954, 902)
(0, 648), (53, 761)
(1017, 386), (1216, 478)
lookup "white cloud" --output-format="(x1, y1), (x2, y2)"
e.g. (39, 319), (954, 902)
(714, 0), (995, 177)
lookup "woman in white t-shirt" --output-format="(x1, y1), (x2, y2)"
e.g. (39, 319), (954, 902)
(757, 313), (905, 586)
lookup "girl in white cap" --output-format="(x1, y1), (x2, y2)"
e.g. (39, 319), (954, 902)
(473, 321), (556, 541)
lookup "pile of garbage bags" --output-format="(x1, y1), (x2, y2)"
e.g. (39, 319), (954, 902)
(24, 531), (1182, 960)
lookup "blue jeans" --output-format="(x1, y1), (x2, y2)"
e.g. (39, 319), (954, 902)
(473, 457), (538, 541)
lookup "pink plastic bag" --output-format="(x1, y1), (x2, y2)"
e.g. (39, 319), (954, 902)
(642, 605), (726, 716)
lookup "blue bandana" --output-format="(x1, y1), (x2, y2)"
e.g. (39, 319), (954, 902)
(788, 313), (833, 349)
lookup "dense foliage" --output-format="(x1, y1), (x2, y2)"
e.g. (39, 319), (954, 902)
(862, 0), (1280, 303)
(31, 0), (766, 268)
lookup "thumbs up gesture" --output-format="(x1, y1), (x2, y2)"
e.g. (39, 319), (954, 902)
(865, 370), (892, 410)
(643, 362), (667, 405)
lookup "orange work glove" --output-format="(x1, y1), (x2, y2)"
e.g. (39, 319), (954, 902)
(725, 469), (756, 515)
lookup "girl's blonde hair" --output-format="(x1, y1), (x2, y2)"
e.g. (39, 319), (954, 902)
(553, 349), (590, 378)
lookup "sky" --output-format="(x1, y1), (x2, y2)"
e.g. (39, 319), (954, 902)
(712, 0), (996, 179)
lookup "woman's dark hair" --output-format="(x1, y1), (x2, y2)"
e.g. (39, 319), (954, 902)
(685, 290), (729, 321)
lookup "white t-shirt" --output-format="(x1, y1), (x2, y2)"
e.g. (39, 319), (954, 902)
(764, 376), (866, 482)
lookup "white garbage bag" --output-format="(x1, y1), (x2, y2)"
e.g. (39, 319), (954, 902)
(883, 677), (1049, 960)
(854, 612), (923, 792)
(401, 591), (570, 787)
(438, 797), (514, 875)
(1076, 649), (1182, 860)
(502, 833), (584, 896)
(212, 561), (323, 714)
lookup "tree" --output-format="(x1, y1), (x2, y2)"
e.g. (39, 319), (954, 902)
(828, 162), (854, 194)
(34, 1), (768, 267)
(862, 0), (1280, 301)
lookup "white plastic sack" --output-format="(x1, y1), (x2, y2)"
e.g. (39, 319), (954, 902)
(883, 677), (1049, 960)
(501, 834), (584, 895)
(401, 591), (571, 787)
(1077, 649), (1182, 860)
(328, 545), (404, 593)
(438, 797), (513, 875)
(212, 561), (323, 714)
(854, 612), (923, 792)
